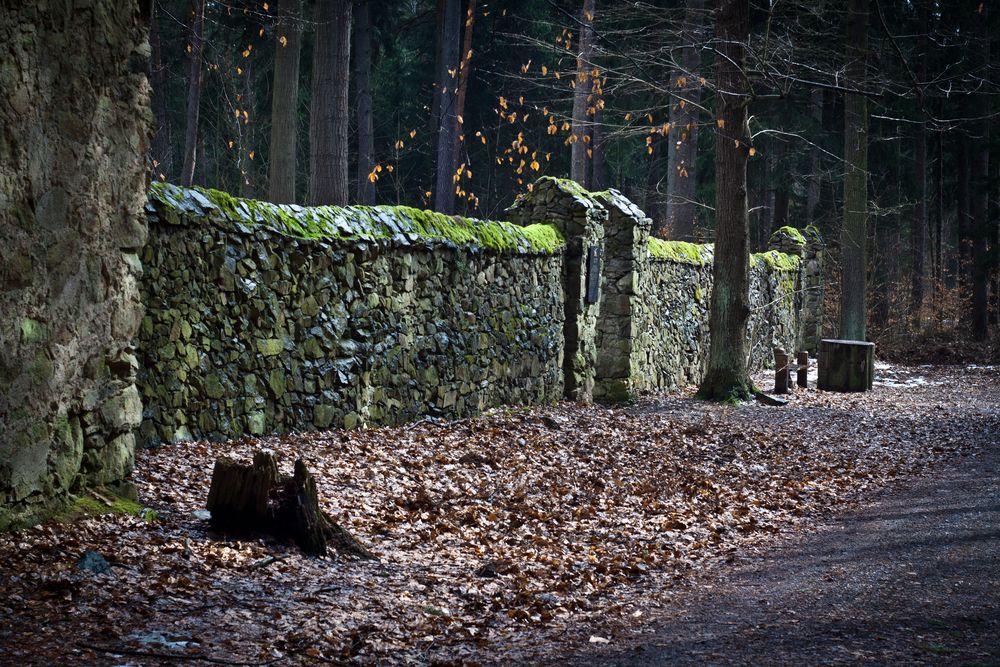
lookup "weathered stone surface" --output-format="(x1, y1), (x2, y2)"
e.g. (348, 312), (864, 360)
(138, 187), (567, 444)
(0, 1), (150, 528)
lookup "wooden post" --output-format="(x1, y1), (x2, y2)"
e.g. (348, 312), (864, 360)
(774, 348), (789, 394)
(817, 339), (874, 391)
(796, 351), (809, 388)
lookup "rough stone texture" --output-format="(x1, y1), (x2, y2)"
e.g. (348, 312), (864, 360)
(509, 180), (819, 400)
(0, 2), (152, 528)
(136, 178), (820, 446)
(507, 177), (607, 402)
(635, 238), (805, 394)
(138, 186), (566, 445)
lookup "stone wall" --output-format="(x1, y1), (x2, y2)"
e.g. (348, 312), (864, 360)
(138, 185), (566, 445)
(509, 181), (819, 400)
(0, 2), (151, 528)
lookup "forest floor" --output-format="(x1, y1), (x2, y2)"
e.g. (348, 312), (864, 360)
(0, 363), (998, 666)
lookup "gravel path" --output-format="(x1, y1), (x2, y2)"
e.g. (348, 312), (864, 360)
(579, 440), (1000, 666)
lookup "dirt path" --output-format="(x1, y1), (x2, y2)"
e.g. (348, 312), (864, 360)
(577, 441), (1000, 666)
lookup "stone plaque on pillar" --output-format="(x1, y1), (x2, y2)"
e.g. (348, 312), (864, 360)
(585, 246), (602, 304)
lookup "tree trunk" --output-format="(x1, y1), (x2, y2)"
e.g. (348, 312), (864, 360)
(150, 5), (172, 180)
(453, 0), (477, 172)
(696, 0), (752, 403)
(354, 0), (375, 204)
(433, 0), (461, 213)
(806, 87), (823, 228)
(569, 0), (596, 188)
(309, 0), (353, 205)
(429, 0), (446, 135)
(180, 0), (206, 187)
(969, 4), (990, 341)
(207, 451), (374, 559)
(268, 0), (303, 204)
(910, 0), (929, 326)
(664, 0), (706, 241)
(591, 100), (607, 190)
(839, 0), (869, 341)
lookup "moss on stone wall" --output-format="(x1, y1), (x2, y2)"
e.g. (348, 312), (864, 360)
(647, 238), (714, 265)
(148, 183), (564, 254)
(752, 249), (801, 272)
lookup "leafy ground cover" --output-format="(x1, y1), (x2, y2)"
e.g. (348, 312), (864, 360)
(0, 364), (996, 665)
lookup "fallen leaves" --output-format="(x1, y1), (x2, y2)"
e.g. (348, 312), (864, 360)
(0, 364), (996, 664)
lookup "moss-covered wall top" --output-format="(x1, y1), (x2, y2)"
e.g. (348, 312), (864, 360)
(0, 2), (151, 529)
(138, 186), (566, 445)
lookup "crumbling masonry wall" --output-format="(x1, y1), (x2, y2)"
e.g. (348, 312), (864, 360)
(0, 2), (151, 528)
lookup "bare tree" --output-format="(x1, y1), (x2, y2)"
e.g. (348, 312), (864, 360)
(309, 0), (353, 205)
(664, 0), (706, 241)
(268, 0), (303, 204)
(433, 0), (461, 214)
(453, 0), (477, 171)
(839, 0), (870, 341)
(569, 0), (596, 187)
(180, 0), (206, 187)
(696, 0), (753, 402)
(354, 0), (375, 204)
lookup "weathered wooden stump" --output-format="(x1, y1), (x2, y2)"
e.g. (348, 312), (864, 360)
(796, 351), (809, 388)
(773, 348), (790, 395)
(817, 339), (874, 392)
(206, 450), (374, 559)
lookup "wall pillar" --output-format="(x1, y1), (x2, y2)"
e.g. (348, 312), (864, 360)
(593, 191), (652, 403)
(507, 178), (605, 402)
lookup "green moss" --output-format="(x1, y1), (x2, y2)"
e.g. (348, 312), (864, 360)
(752, 249), (800, 272)
(54, 493), (157, 523)
(648, 238), (714, 265)
(769, 225), (806, 245)
(149, 182), (565, 254)
(20, 318), (46, 344)
(521, 223), (565, 252)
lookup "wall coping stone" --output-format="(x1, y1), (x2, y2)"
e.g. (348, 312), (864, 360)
(147, 182), (566, 255)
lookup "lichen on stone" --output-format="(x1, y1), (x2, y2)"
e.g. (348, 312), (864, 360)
(647, 238), (714, 265)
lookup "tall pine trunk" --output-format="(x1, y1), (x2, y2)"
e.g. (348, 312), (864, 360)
(910, 0), (929, 325)
(268, 0), (302, 204)
(840, 0), (870, 341)
(180, 0), (206, 187)
(664, 0), (705, 241)
(150, 5), (172, 180)
(354, 0), (375, 204)
(696, 0), (752, 402)
(309, 0), (352, 205)
(591, 101), (607, 190)
(453, 0), (476, 171)
(569, 0), (596, 187)
(433, 0), (461, 214)
(806, 88), (823, 228)
(969, 4), (990, 340)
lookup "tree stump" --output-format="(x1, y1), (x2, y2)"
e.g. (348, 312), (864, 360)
(206, 450), (374, 559)
(817, 339), (874, 392)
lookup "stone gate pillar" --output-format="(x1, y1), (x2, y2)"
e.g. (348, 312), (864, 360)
(592, 191), (651, 403)
(507, 178), (605, 402)
(768, 225), (825, 354)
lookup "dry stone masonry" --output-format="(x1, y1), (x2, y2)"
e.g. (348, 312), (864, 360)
(137, 178), (823, 446)
(0, 2), (151, 528)
(138, 184), (567, 445)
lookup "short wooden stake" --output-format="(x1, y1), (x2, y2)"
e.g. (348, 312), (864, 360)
(796, 351), (809, 388)
(774, 348), (789, 395)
